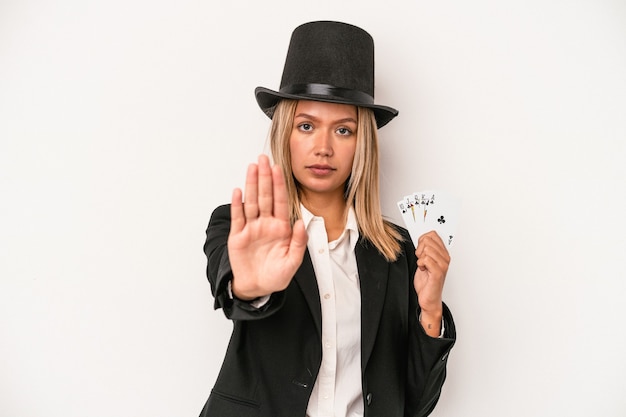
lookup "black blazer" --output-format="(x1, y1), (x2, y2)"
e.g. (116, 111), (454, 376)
(199, 204), (456, 417)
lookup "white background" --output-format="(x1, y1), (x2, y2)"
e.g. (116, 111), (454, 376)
(1, 1), (625, 416)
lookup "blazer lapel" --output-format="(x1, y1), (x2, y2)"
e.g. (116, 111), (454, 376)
(293, 249), (323, 338)
(356, 239), (390, 372)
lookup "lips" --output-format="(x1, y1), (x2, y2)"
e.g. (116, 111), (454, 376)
(306, 164), (336, 176)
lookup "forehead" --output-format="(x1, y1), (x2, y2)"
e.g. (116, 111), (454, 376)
(294, 100), (357, 121)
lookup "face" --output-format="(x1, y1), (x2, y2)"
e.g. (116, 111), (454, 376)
(289, 100), (358, 202)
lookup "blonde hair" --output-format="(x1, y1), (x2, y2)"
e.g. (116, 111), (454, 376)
(269, 99), (402, 262)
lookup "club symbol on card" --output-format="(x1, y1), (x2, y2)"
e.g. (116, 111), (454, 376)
(437, 216), (446, 224)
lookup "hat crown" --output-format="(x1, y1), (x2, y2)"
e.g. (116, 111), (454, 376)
(254, 21), (398, 128)
(279, 21), (375, 99)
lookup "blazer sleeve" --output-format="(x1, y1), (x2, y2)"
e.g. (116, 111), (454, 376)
(203, 204), (286, 321)
(402, 231), (457, 417)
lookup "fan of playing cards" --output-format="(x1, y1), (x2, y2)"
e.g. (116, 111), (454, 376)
(397, 190), (460, 251)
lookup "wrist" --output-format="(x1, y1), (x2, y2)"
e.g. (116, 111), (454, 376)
(419, 300), (443, 318)
(420, 310), (443, 325)
(420, 305), (442, 318)
(419, 306), (443, 337)
(229, 280), (261, 301)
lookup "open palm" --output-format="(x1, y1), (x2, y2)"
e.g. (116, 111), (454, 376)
(228, 155), (307, 300)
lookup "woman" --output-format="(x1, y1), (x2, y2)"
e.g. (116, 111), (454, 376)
(200, 21), (456, 417)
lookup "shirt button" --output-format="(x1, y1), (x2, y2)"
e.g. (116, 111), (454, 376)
(318, 248), (324, 254)
(325, 342), (332, 349)
(323, 293), (331, 300)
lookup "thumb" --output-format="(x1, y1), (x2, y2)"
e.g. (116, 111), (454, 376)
(288, 219), (308, 261)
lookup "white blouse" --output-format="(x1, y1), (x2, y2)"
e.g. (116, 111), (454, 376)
(301, 205), (364, 417)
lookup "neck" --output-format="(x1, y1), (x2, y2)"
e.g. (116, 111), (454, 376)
(300, 191), (348, 241)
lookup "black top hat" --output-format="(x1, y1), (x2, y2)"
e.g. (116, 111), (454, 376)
(255, 21), (399, 129)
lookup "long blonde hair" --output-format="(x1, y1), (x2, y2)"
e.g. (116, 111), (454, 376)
(269, 99), (402, 262)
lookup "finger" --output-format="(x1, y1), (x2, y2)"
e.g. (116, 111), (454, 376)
(257, 155), (274, 217)
(230, 188), (245, 234)
(272, 164), (290, 221)
(416, 245), (450, 279)
(416, 233), (449, 263)
(416, 234), (450, 273)
(416, 242), (448, 269)
(243, 163), (259, 219)
(416, 245), (449, 272)
(417, 231), (447, 254)
(416, 253), (447, 275)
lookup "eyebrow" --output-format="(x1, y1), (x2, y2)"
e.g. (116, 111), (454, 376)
(294, 113), (357, 125)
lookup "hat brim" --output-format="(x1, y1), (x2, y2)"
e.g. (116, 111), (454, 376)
(255, 86), (399, 129)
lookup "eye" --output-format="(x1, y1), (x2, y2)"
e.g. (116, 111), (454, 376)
(336, 127), (353, 136)
(298, 123), (313, 132)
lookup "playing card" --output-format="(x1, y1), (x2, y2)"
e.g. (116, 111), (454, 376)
(397, 195), (420, 245)
(414, 190), (435, 226)
(421, 190), (460, 250)
(397, 190), (460, 251)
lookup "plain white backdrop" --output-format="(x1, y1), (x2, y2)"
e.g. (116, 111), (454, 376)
(1, 1), (625, 416)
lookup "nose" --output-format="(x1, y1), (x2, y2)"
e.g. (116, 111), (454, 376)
(313, 129), (333, 157)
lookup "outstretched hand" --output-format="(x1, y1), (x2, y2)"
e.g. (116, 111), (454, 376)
(228, 155), (308, 300)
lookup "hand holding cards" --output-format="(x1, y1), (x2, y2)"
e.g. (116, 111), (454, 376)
(397, 190), (460, 251)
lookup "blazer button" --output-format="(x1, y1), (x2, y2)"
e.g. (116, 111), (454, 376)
(366, 393), (372, 405)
